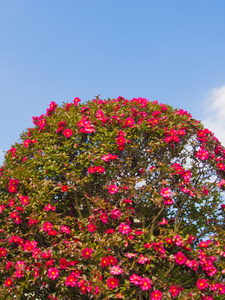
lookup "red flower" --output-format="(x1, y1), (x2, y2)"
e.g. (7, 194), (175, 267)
(101, 256), (109, 268)
(107, 256), (118, 265)
(5, 278), (12, 287)
(0, 247), (7, 257)
(116, 136), (126, 146)
(63, 129), (73, 138)
(81, 248), (93, 259)
(107, 277), (119, 289)
(61, 185), (68, 192)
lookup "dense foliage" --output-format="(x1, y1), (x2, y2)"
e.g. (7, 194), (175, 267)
(0, 96), (225, 300)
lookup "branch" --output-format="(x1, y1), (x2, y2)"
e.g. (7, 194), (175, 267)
(74, 191), (83, 219)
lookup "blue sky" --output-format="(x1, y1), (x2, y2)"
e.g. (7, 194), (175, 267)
(1, 0), (225, 165)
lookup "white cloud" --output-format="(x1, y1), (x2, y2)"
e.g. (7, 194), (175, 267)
(202, 85), (225, 146)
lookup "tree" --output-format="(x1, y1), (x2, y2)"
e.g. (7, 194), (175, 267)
(0, 96), (225, 300)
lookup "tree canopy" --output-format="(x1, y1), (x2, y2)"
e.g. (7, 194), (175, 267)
(0, 96), (225, 299)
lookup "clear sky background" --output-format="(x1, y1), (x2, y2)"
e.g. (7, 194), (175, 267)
(1, 0), (225, 165)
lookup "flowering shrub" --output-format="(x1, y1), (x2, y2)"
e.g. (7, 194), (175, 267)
(0, 96), (225, 299)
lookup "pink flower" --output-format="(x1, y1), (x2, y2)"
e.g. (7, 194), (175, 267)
(174, 251), (187, 265)
(169, 285), (181, 297)
(108, 184), (118, 194)
(15, 270), (24, 278)
(118, 222), (131, 234)
(48, 268), (59, 280)
(110, 265), (124, 275)
(196, 148), (209, 160)
(158, 218), (168, 225)
(88, 222), (97, 233)
(197, 278), (209, 290)
(138, 254), (149, 264)
(20, 196), (29, 206)
(202, 296), (213, 300)
(125, 253), (137, 258)
(100, 212), (108, 223)
(60, 225), (71, 234)
(160, 187), (172, 198)
(44, 204), (55, 211)
(65, 274), (77, 287)
(81, 248), (93, 259)
(111, 208), (121, 219)
(73, 97), (81, 106)
(140, 277), (151, 291)
(124, 117), (135, 127)
(129, 274), (141, 285)
(150, 290), (162, 300)
(15, 261), (26, 270)
(43, 222), (53, 232)
(107, 277), (119, 289)
(63, 129), (73, 138)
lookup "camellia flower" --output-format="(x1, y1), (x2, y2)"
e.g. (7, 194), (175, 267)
(0, 247), (7, 257)
(100, 212), (108, 223)
(150, 289), (162, 300)
(88, 222), (97, 233)
(108, 184), (118, 194)
(101, 256), (109, 268)
(140, 277), (151, 291)
(160, 187), (172, 198)
(125, 253), (137, 258)
(118, 222), (131, 234)
(110, 265), (124, 275)
(107, 277), (119, 289)
(73, 97), (81, 106)
(129, 274), (141, 285)
(43, 222), (53, 232)
(197, 278), (209, 290)
(63, 128), (73, 138)
(174, 251), (187, 265)
(81, 248), (93, 259)
(48, 267), (59, 280)
(158, 218), (168, 225)
(5, 278), (12, 287)
(138, 254), (149, 264)
(202, 296), (213, 300)
(111, 208), (121, 219)
(60, 225), (71, 234)
(196, 147), (209, 160)
(169, 285), (181, 297)
(65, 274), (77, 287)
(61, 185), (68, 192)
